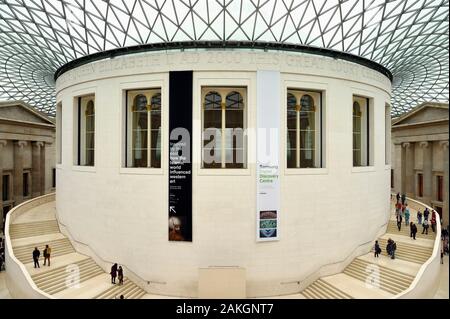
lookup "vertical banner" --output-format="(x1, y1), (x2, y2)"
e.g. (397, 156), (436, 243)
(169, 71), (193, 242)
(256, 70), (280, 241)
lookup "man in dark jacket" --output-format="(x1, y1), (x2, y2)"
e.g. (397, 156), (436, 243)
(32, 247), (40, 268)
(391, 241), (397, 259)
(401, 193), (406, 205)
(410, 222), (418, 240)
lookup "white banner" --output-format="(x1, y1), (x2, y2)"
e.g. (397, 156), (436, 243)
(256, 70), (280, 241)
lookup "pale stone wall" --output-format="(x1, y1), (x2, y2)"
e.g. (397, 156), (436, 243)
(55, 50), (391, 297)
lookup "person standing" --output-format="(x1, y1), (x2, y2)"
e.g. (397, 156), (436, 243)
(118, 266), (124, 285)
(422, 219), (429, 235)
(391, 240), (397, 259)
(395, 201), (402, 218)
(410, 222), (418, 240)
(43, 245), (51, 266)
(404, 204), (410, 226)
(417, 210), (423, 225)
(374, 240), (381, 258)
(397, 213), (403, 231)
(396, 193), (400, 203)
(401, 193), (406, 205)
(32, 247), (40, 268)
(110, 263), (118, 284)
(386, 238), (393, 257)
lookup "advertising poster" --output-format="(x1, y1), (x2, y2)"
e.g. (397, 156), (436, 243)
(168, 71), (193, 242)
(256, 70), (280, 241)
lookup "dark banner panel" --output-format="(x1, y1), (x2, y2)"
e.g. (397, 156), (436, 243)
(168, 71), (193, 242)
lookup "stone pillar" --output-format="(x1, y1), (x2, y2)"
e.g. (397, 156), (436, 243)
(40, 143), (46, 195)
(0, 140), (7, 213)
(13, 140), (27, 205)
(420, 141), (433, 205)
(394, 143), (403, 193)
(32, 142), (44, 197)
(440, 141), (449, 226)
(403, 142), (415, 197)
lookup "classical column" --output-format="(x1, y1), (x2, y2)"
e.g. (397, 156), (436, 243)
(0, 140), (7, 213)
(394, 143), (403, 194)
(420, 141), (433, 204)
(40, 143), (46, 195)
(401, 142), (414, 195)
(32, 142), (44, 197)
(13, 140), (27, 205)
(440, 141), (449, 226)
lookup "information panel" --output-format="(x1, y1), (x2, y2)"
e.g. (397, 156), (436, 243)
(168, 71), (193, 242)
(256, 70), (280, 241)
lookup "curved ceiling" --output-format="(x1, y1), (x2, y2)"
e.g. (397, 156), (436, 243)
(0, 0), (448, 116)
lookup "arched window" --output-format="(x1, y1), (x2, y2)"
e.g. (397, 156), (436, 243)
(286, 93), (297, 168)
(353, 101), (362, 166)
(84, 100), (95, 166)
(202, 88), (246, 169)
(126, 89), (162, 168)
(225, 91), (244, 168)
(76, 95), (95, 167)
(287, 90), (321, 168)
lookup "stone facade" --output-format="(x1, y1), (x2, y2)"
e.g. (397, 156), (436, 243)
(0, 101), (56, 232)
(391, 102), (449, 226)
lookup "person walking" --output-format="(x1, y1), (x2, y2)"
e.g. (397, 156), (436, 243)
(395, 201), (402, 218)
(396, 213), (403, 231)
(410, 222), (418, 240)
(424, 208), (430, 221)
(404, 204), (410, 226)
(43, 245), (51, 266)
(401, 193), (406, 205)
(396, 193), (400, 203)
(422, 219), (429, 235)
(391, 240), (397, 259)
(110, 263), (118, 284)
(431, 215), (437, 233)
(32, 247), (40, 268)
(386, 238), (393, 258)
(374, 240), (381, 258)
(417, 210), (423, 225)
(118, 266), (124, 285)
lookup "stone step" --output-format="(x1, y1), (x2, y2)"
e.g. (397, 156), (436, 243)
(302, 279), (353, 299)
(13, 238), (75, 264)
(95, 279), (147, 299)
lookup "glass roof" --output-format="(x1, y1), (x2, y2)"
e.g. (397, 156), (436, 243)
(0, 0), (448, 116)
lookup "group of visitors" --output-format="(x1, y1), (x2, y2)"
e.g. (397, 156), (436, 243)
(110, 263), (124, 285)
(32, 245), (51, 268)
(395, 193), (410, 231)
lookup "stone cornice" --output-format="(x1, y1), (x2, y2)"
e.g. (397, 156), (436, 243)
(0, 117), (55, 130)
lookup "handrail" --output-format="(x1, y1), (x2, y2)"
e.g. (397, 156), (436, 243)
(4, 194), (56, 299)
(392, 195), (442, 298)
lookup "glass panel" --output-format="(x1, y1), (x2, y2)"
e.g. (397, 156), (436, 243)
(86, 150), (95, 166)
(203, 147), (221, 168)
(300, 150), (315, 168)
(86, 132), (95, 149)
(132, 130), (148, 167)
(300, 95), (314, 111)
(226, 91), (244, 109)
(204, 91), (221, 109)
(151, 110), (161, 130)
(353, 150), (361, 166)
(151, 93), (161, 109)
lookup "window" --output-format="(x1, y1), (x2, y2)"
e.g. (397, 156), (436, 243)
(76, 95), (95, 166)
(202, 87), (246, 169)
(353, 96), (371, 167)
(385, 104), (391, 165)
(56, 102), (62, 164)
(437, 175), (444, 202)
(2, 175), (9, 201)
(23, 172), (30, 197)
(125, 89), (161, 168)
(287, 89), (322, 168)
(391, 169), (394, 189)
(418, 173), (423, 197)
(52, 168), (56, 188)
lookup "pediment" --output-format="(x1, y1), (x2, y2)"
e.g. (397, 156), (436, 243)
(0, 101), (54, 125)
(393, 104), (449, 127)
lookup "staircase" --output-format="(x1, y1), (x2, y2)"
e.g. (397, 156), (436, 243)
(32, 258), (104, 295)
(343, 258), (415, 295)
(301, 279), (352, 299)
(300, 198), (437, 299)
(386, 220), (436, 240)
(95, 279), (147, 299)
(7, 200), (150, 299)
(13, 238), (75, 264)
(374, 238), (433, 264)
(9, 220), (59, 239)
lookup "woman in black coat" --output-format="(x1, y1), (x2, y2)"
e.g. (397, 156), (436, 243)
(110, 263), (118, 284)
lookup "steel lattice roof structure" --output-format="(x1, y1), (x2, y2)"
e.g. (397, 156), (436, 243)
(0, 0), (448, 116)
